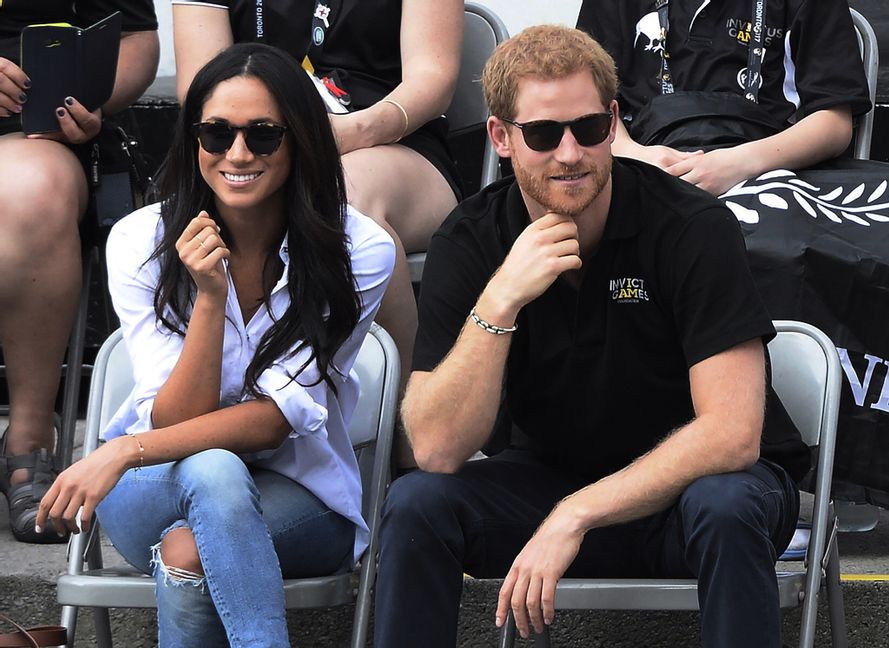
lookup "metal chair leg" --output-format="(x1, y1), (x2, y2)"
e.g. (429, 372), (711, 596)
(825, 533), (848, 648)
(499, 610), (517, 648)
(533, 626), (552, 647)
(93, 608), (113, 648)
(57, 246), (95, 469)
(59, 605), (78, 648)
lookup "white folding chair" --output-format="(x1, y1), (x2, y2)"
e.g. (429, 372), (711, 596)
(56, 323), (400, 648)
(407, 1), (509, 284)
(850, 8), (879, 161)
(499, 320), (846, 648)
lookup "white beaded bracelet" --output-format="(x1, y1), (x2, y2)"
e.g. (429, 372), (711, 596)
(470, 307), (517, 335)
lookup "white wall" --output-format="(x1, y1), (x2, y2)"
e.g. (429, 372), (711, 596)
(153, 0), (583, 77)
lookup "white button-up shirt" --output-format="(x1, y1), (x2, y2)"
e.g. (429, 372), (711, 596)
(102, 202), (395, 562)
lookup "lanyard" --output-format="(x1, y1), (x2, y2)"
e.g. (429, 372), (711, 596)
(655, 0), (767, 102)
(305, 0), (342, 67)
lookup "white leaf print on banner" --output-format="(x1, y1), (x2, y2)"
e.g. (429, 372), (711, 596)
(721, 170), (889, 228)
(725, 201), (759, 224)
(759, 193), (788, 210)
(842, 184), (866, 205)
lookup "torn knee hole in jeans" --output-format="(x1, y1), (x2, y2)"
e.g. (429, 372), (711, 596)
(150, 536), (208, 593)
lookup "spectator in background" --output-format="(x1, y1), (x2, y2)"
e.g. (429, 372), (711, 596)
(576, 0), (871, 195)
(38, 43), (394, 646)
(172, 0), (464, 468)
(0, 1), (159, 544)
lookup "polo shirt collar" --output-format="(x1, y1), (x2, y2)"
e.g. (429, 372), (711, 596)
(502, 158), (641, 245)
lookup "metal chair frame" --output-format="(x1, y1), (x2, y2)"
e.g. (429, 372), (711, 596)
(850, 8), (879, 161)
(56, 323), (400, 648)
(407, 1), (508, 284)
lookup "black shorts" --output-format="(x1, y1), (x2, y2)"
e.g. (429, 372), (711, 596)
(400, 116), (464, 202)
(0, 114), (21, 136)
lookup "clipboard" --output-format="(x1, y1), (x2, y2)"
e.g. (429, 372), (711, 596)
(19, 12), (122, 134)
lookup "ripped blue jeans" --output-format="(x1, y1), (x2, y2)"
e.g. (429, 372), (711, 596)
(96, 448), (354, 648)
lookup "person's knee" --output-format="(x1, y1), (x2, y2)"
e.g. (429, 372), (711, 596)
(158, 526), (204, 578)
(680, 473), (769, 538)
(382, 470), (466, 537)
(178, 449), (258, 511)
(0, 147), (87, 239)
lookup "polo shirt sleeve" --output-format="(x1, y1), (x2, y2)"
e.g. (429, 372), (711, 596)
(667, 205), (775, 368)
(255, 212), (395, 437)
(788, 0), (871, 118)
(413, 229), (491, 373)
(78, 0), (159, 31)
(575, 1), (652, 122)
(576, 0), (632, 71)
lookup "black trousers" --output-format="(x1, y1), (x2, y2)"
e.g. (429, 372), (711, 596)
(373, 449), (799, 647)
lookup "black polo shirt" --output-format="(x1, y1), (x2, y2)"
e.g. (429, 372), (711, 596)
(577, 0), (871, 130)
(416, 157), (810, 482)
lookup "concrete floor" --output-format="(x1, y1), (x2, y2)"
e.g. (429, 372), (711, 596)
(1, 419), (888, 647)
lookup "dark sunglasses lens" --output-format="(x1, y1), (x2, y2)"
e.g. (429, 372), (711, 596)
(522, 122), (565, 152)
(197, 123), (236, 154)
(245, 125), (285, 155)
(570, 114), (611, 147)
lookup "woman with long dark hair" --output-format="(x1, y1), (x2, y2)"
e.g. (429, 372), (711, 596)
(172, 1), (465, 470)
(36, 42), (395, 646)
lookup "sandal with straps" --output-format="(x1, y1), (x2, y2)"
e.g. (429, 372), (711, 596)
(0, 428), (69, 544)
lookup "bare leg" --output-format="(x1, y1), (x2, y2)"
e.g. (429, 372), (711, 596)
(0, 134), (87, 484)
(342, 144), (457, 467)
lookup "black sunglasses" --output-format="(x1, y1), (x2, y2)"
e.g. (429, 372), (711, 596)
(501, 111), (613, 152)
(193, 121), (288, 156)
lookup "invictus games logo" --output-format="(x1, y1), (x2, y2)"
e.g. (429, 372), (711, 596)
(726, 18), (784, 47)
(610, 277), (649, 303)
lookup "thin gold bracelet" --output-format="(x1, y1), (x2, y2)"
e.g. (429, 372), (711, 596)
(379, 98), (409, 143)
(127, 433), (144, 470)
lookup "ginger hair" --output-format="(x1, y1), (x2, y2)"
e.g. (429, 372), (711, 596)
(482, 24), (618, 120)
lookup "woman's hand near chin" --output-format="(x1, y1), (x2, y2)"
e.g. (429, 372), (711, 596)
(175, 211), (230, 300)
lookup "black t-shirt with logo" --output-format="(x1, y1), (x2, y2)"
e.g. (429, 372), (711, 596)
(415, 157), (810, 482)
(173, 0), (403, 112)
(577, 0), (871, 129)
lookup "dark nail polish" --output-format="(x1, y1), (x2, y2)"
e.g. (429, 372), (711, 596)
(23, 79), (31, 89)
(18, 93), (27, 103)
(56, 107), (66, 117)
(64, 96), (74, 106)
